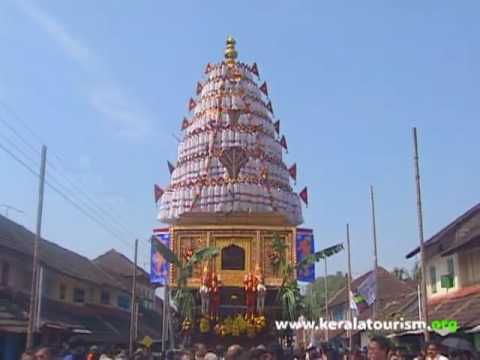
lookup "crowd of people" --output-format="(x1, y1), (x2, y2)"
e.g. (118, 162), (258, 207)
(19, 336), (477, 360)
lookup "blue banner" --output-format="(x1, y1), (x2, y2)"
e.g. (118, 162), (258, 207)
(150, 231), (170, 285)
(296, 228), (315, 282)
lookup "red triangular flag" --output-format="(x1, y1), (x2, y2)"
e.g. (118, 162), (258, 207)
(299, 187), (308, 207)
(154, 184), (164, 203)
(204, 63), (211, 74)
(167, 161), (175, 174)
(181, 117), (190, 130)
(274, 120), (280, 134)
(251, 63), (259, 77)
(188, 98), (196, 112)
(266, 101), (273, 114)
(279, 135), (288, 152)
(288, 163), (297, 182)
(196, 82), (203, 95)
(259, 82), (268, 96)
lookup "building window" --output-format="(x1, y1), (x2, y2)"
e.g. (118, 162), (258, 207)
(101, 290), (110, 305)
(1, 262), (10, 286)
(73, 288), (86, 303)
(59, 284), (66, 300)
(447, 257), (455, 287)
(221, 244), (245, 270)
(117, 295), (131, 310)
(430, 265), (437, 294)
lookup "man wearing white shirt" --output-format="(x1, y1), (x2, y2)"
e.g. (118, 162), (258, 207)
(426, 342), (449, 360)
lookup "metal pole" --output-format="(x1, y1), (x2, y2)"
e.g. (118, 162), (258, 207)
(346, 224), (353, 353)
(161, 285), (168, 352)
(370, 185), (379, 319)
(129, 239), (139, 356)
(323, 258), (329, 341)
(168, 291), (175, 350)
(26, 145), (47, 351)
(412, 127), (430, 342)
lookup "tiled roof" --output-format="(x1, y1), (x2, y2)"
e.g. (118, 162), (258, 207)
(387, 286), (480, 330)
(93, 249), (149, 281)
(406, 202), (480, 259)
(0, 215), (126, 291)
(0, 288), (162, 340)
(328, 266), (416, 308)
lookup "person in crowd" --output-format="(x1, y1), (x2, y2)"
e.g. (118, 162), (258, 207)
(114, 349), (128, 360)
(205, 352), (218, 360)
(413, 349), (425, 360)
(216, 345), (226, 360)
(87, 345), (101, 360)
(249, 347), (266, 360)
(99, 347), (115, 360)
(21, 350), (34, 360)
(133, 348), (145, 360)
(306, 346), (321, 360)
(180, 350), (193, 360)
(425, 342), (448, 360)
(34, 347), (53, 360)
(268, 342), (284, 360)
(225, 344), (246, 360)
(195, 343), (208, 360)
(62, 346), (83, 360)
(368, 336), (391, 360)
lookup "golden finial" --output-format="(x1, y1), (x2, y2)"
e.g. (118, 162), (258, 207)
(224, 36), (238, 67)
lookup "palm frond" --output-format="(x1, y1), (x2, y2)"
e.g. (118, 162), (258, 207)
(296, 243), (344, 272)
(151, 235), (182, 267)
(186, 246), (219, 268)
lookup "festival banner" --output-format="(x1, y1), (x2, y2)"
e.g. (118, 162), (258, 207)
(296, 228), (315, 282)
(357, 271), (377, 306)
(150, 230), (170, 285)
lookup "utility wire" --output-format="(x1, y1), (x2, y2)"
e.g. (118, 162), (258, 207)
(0, 124), (129, 243)
(0, 105), (141, 241)
(0, 141), (133, 249)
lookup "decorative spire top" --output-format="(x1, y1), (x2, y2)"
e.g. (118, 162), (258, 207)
(224, 36), (238, 67)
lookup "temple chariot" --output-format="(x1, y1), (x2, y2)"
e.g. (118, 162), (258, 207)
(156, 37), (310, 343)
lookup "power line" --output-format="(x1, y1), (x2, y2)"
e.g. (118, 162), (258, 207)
(0, 124), (130, 242)
(0, 141), (133, 249)
(0, 104), (141, 240)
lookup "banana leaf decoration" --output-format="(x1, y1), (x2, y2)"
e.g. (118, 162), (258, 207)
(273, 232), (344, 321)
(151, 236), (219, 320)
(296, 243), (344, 273)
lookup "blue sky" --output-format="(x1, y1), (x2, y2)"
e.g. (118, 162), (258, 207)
(0, 0), (479, 278)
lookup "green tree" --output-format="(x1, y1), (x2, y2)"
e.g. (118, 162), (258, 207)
(273, 233), (344, 321)
(304, 272), (346, 319)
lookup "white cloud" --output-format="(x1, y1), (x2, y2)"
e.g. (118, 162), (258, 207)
(17, 0), (155, 140)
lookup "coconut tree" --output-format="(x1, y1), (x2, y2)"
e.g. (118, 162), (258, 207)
(152, 237), (219, 321)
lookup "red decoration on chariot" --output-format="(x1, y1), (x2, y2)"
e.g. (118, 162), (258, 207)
(250, 63), (259, 77)
(210, 272), (221, 320)
(279, 135), (288, 152)
(196, 82), (203, 95)
(181, 117), (190, 130)
(167, 161), (176, 175)
(288, 163), (297, 183)
(154, 184), (164, 203)
(259, 82), (268, 96)
(244, 272), (258, 318)
(188, 98), (196, 112)
(299, 187), (308, 207)
(273, 120), (280, 134)
(204, 63), (212, 74)
(266, 101), (274, 114)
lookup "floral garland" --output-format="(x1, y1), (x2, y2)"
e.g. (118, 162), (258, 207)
(168, 174), (293, 193)
(177, 146), (286, 169)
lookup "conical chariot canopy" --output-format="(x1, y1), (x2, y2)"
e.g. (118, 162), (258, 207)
(158, 37), (303, 226)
